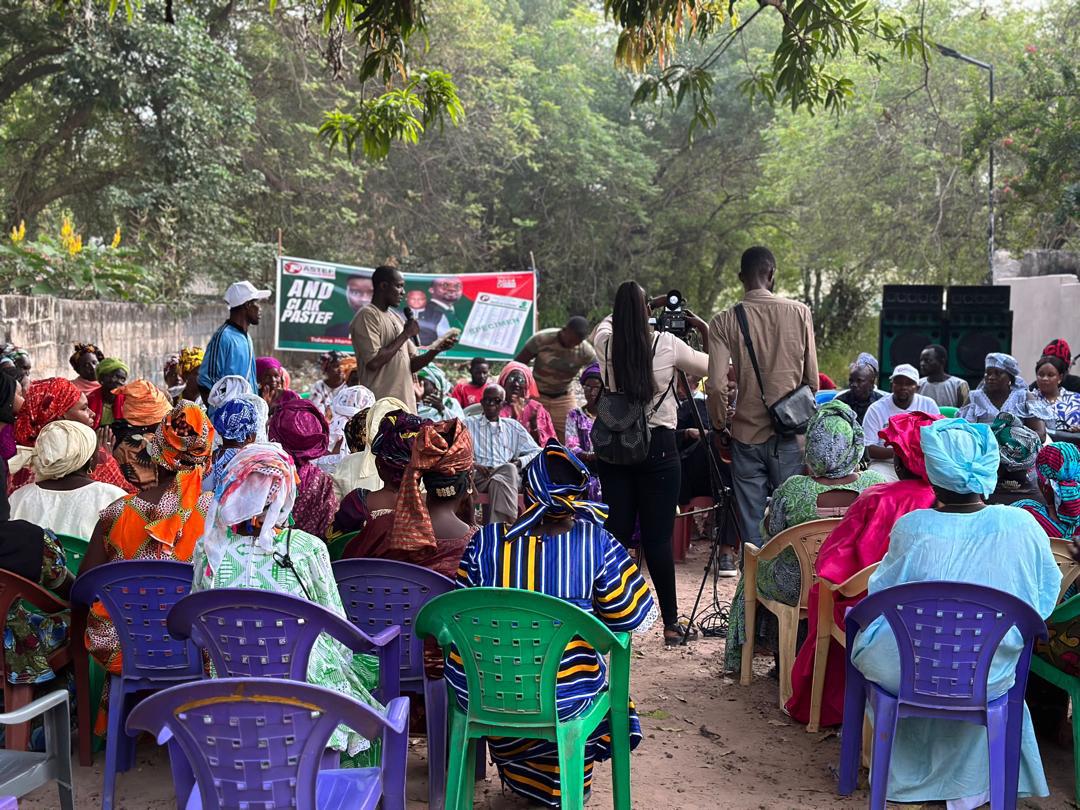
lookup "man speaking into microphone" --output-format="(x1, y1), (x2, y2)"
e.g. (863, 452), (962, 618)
(351, 265), (458, 412)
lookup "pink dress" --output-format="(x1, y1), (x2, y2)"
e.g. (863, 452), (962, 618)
(784, 478), (936, 726)
(500, 399), (557, 447)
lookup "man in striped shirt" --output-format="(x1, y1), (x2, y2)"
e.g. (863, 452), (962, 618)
(464, 383), (540, 523)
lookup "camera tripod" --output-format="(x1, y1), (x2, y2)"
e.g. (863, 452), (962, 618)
(671, 368), (744, 644)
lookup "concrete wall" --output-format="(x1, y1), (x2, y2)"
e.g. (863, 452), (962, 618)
(0, 294), (323, 387)
(997, 275), (1080, 377)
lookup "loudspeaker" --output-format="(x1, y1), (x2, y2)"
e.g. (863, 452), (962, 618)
(946, 310), (1014, 384)
(879, 310), (946, 378)
(946, 285), (1010, 312)
(882, 285), (944, 313)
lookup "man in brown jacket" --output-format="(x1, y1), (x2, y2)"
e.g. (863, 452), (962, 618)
(707, 247), (818, 574)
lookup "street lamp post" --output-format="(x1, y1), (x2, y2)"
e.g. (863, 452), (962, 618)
(936, 44), (995, 284)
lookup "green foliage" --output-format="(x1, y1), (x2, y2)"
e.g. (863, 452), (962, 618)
(0, 217), (160, 301)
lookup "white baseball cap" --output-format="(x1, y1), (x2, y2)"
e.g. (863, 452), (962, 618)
(890, 363), (919, 383)
(224, 281), (271, 309)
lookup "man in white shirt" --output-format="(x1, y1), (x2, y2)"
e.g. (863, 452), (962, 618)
(862, 363), (941, 481)
(463, 383), (541, 524)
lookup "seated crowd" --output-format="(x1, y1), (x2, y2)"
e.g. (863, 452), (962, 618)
(1, 297), (1080, 808)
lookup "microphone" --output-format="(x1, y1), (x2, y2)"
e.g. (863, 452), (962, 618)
(402, 306), (421, 346)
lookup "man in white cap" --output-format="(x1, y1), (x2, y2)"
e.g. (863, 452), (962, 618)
(862, 362), (941, 481)
(198, 280), (272, 402)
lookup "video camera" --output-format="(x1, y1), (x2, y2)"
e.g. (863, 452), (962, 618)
(651, 289), (689, 337)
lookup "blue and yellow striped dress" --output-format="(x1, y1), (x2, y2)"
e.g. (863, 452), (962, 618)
(446, 520), (657, 806)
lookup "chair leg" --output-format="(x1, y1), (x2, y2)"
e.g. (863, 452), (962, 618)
(807, 589), (835, 733)
(424, 677), (448, 810)
(986, 701), (1007, 810)
(740, 560), (758, 687)
(556, 727), (588, 810)
(1070, 690), (1080, 810)
(45, 694), (75, 810)
(837, 665), (866, 795)
(444, 706), (471, 810)
(3, 682), (33, 751)
(776, 609), (798, 710)
(102, 677), (126, 810)
(867, 692), (898, 810)
(608, 704), (632, 810)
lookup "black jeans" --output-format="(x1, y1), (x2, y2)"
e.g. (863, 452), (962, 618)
(596, 428), (681, 627)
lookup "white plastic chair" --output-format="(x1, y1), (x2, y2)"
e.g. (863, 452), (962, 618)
(740, 518), (842, 709)
(0, 689), (73, 809)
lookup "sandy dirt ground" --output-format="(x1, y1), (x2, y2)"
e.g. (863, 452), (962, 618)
(21, 542), (1079, 809)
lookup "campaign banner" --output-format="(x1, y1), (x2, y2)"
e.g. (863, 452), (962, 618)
(274, 256), (537, 361)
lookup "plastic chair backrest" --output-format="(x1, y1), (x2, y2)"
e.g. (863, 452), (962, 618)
(752, 518), (841, 607)
(127, 678), (408, 810)
(55, 534), (88, 575)
(1049, 537), (1080, 602)
(416, 588), (624, 728)
(167, 588), (383, 681)
(939, 406), (959, 418)
(815, 390), (838, 405)
(845, 581), (1047, 710)
(71, 560), (202, 681)
(0, 570), (71, 687)
(334, 559), (455, 684)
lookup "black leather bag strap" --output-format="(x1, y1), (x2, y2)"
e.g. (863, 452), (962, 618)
(734, 304), (769, 410)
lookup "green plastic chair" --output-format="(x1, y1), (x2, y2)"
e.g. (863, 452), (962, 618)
(55, 534), (88, 575)
(416, 587), (632, 810)
(1031, 592), (1080, 806)
(324, 530), (359, 562)
(939, 406), (959, 418)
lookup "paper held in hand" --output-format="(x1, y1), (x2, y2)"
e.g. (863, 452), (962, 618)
(459, 293), (533, 355)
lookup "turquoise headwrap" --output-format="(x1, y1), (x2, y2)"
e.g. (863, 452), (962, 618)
(919, 418), (999, 498)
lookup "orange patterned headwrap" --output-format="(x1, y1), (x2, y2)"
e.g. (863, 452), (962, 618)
(147, 401), (214, 473)
(391, 418), (474, 553)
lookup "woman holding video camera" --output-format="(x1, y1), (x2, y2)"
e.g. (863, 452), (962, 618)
(592, 281), (709, 645)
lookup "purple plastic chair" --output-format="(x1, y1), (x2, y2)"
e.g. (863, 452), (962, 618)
(69, 560), (203, 810)
(166, 588), (402, 702)
(333, 559), (469, 809)
(126, 677), (410, 810)
(838, 581), (1048, 810)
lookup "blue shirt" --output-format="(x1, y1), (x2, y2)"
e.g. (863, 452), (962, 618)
(198, 322), (257, 394)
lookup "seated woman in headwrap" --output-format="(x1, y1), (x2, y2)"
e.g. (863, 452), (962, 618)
(8, 421), (128, 540)
(850, 418), (1059, 806)
(69, 343), (104, 396)
(988, 413), (1044, 506)
(13, 378), (134, 495)
(564, 362), (603, 500)
(191, 443), (384, 767)
(785, 410), (940, 726)
(343, 417), (475, 578)
(267, 397), (338, 538)
(332, 410), (427, 554)
(724, 401), (886, 673)
(498, 361), (557, 446)
(255, 356), (285, 406)
(207, 375), (268, 438)
(176, 347), (204, 405)
(325, 384), (376, 458)
(86, 358), (128, 428)
(205, 398), (260, 495)
(109, 380), (175, 491)
(1015, 442), (1080, 541)
(329, 397), (408, 501)
(446, 443), (657, 807)
(959, 352), (1052, 439)
(80, 402), (214, 734)
(0, 383), (72, 688)
(416, 365), (464, 423)
(834, 352), (884, 424)
(308, 351), (349, 419)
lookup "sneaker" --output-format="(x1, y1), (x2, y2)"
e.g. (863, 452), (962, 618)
(717, 552), (738, 578)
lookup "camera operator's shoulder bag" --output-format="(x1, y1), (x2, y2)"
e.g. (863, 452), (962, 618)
(591, 337), (672, 465)
(734, 304), (816, 436)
